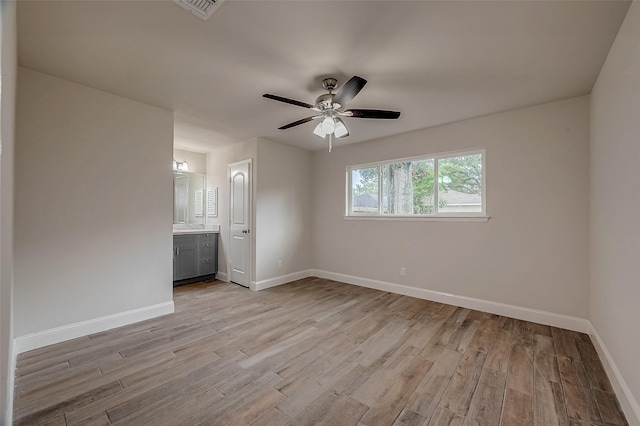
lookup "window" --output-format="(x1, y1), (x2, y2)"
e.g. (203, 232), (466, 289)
(347, 150), (485, 218)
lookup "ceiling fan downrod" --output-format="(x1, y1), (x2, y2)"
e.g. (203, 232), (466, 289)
(322, 78), (338, 92)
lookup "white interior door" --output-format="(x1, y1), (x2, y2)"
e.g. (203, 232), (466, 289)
(229, 160), (251, 287)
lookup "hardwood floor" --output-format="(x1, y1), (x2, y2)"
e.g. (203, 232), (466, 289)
(13, 278), (628, 425)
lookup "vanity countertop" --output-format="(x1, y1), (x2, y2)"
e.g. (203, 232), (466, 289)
(173, 225), (220, 235)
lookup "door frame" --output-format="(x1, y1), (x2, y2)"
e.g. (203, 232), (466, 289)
(227, 158), (253, 289)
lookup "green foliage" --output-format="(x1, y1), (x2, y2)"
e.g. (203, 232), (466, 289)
(352, 167), (378, 197)
(438, 154), (482, 194)
(410, 160), (435, 214)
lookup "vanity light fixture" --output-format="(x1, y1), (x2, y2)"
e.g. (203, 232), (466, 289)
(173, 159), (189, 172)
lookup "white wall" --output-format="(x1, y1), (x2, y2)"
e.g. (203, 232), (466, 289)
(14, 68), (174, 337)
(255, 138), (312, 283)
(313, 96), (590, 318)
(590, 0), (640, 421)
(206, 139), (257, 281)
(205, 138), (313, 287)
(174, 148), (206, 174)
(0, 1), (17, 423)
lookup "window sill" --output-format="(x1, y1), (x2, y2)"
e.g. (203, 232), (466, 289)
(344, 215), (490, 222)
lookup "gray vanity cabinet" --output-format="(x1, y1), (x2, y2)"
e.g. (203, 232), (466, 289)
(173, 235), (198, 281)
(173, 233), (218, 284)
(197, 233), (217, 276)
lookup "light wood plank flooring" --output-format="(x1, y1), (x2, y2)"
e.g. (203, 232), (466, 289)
(13, 278), (628, 425)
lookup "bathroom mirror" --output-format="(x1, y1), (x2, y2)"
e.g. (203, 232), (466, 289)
(173, 172), (206, 224)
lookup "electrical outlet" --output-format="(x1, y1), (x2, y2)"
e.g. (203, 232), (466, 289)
(277, 260), (283, 269)
(400, 267), (406, 276)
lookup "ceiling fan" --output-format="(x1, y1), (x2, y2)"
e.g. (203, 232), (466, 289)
(263, 76), (401, 151)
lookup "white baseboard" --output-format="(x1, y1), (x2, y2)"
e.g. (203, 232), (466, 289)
(253, 269), (314, 292)
(13, 301), (175, 354)
(216, 271), (228, 282)
(589, 325), (640, 426)
(311, 269), (591, 333)
(310, 270), (637, 424)
(5, 336), (15, 425)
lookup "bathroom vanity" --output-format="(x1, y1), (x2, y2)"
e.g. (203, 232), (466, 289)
(173, 169), (219, 286)
(173, 229), (218, 286)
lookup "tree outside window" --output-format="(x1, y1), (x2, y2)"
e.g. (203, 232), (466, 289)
(348, 151), (484, 216)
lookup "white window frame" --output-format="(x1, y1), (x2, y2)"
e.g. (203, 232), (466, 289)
(346, 148), (486, 220)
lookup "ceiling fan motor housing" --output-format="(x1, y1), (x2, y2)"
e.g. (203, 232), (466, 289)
(263, 75), (400, 139)
(322, 78), (338, 92)
(315, 93), (340, 111)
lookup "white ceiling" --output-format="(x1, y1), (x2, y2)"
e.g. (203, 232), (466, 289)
(17, 0), (630, 152)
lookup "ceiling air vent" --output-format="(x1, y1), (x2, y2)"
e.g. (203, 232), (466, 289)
(173, 0), (225, 21)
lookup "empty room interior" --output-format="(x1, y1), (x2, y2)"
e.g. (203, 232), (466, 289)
(1, 0), (640, 424)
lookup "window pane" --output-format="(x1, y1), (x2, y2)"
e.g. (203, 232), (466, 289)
(411, 159), (436, 215)
(383, 163), (412, 215)
(437, 154), (483, 213)
(382, 159), (435, 215)
(351, 167), (379, 213)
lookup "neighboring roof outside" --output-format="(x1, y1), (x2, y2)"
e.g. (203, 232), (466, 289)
(354, 190), (480, 208)
(439, 189), (481, 205)
(353, 194), (378, 209)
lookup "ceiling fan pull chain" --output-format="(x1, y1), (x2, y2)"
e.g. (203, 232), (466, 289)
(328, 133), (333, 153)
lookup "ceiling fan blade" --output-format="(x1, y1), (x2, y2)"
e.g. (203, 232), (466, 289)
(263, 94), (314, 109)
(333, 76), (367, 106)
(346, 109), (401, 119)
(278, 116), (319, 130)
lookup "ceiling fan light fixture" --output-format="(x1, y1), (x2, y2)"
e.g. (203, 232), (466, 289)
(334, 119), (348, 138)
(263, 75), (400, 150)
(321, 117), (336, 134)
(313, 122), (327, 138)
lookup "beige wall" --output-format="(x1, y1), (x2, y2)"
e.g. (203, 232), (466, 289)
(206, 139), (257, 280)
(590, 0), (640, 420)
(255, 138), (312, 282)
(174, 148), (206, 175)
(0, 1), (17, 423)
(14, 68), (174, 336)
(205, 138), (312, 285)
(313, 96), (590, 318)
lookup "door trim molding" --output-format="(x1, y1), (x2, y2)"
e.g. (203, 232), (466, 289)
(228, 159), (253, 168)
(228, 158), (253, 287)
